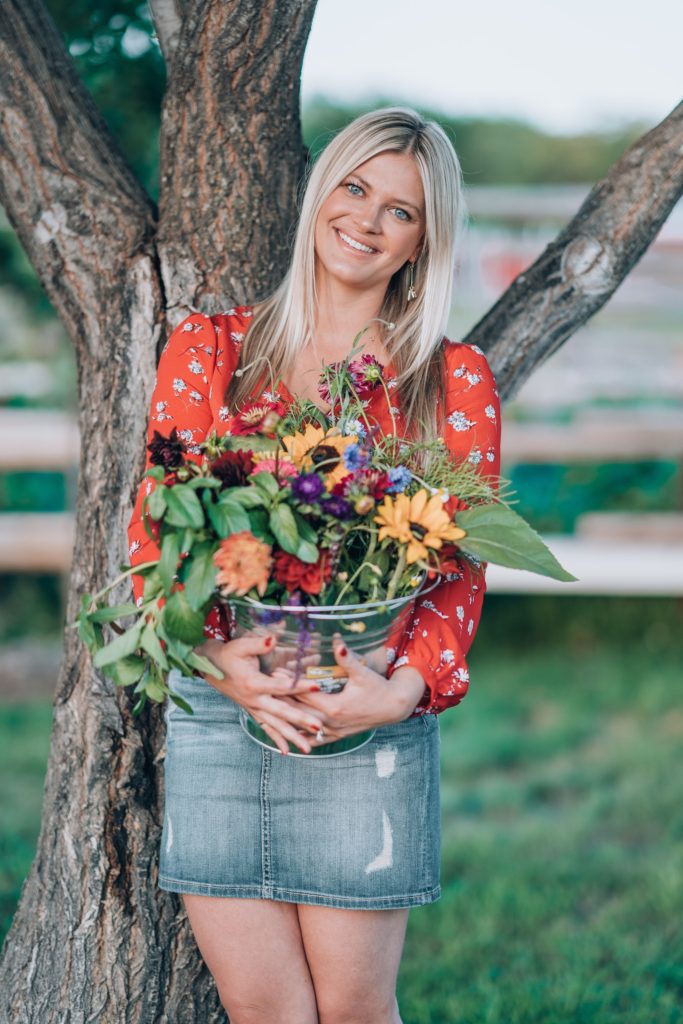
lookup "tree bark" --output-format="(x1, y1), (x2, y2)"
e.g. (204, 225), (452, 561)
(0, 0), (316, 1020)
(0, 0), (681, 1017)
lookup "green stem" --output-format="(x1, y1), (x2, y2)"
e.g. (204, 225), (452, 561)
(334, 559), (382, 606)
(385, 547), (407, 601)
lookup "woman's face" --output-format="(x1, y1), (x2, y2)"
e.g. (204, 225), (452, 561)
(314, 150), (425, 296)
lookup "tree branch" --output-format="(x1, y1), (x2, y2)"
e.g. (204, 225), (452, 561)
(473, 100), (683, 400)
(0, 0), (158, 346)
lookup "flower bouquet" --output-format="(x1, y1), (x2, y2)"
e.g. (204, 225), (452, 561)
(75, 326), (575, 755)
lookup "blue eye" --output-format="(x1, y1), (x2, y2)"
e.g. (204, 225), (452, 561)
(345, 182), (363, 196)
(393, 207), (410, 221)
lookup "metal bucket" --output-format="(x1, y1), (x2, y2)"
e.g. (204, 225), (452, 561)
(229, 577), (439, 757)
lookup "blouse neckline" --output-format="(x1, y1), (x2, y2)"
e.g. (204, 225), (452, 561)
(233, 304), (398, 422)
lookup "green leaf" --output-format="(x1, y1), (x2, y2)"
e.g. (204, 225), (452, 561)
(145, 679), (167, 703)
(144, 466), (165, 482)
(270, 504), (299, 555)
(89, 603), (139, 623)
(207, 499), (251, 538)
(251, 472), (279, 502)
(162, 589), (207, 645)
(158, 532), (181, 593)
(246, 508), (272, 543)
(296, 538), (319, 564)
(168, 692), (195, 714)
(183, 544), (218, 610)
(78, 610), (97, 648)
(186, 648), (225, 680)
(186, 477), (221, 490)
(164, 486), (205, 530)
(146, 484), (168, 520)
(109, 655), (147, 688)
(140, 623), (169, 670)
(93, 620), (145, 668)
(455, 504), (578, 582)
(221, 486), (265, 509)
(294, 513), (319, 545)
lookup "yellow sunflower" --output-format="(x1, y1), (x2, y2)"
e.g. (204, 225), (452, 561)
(374, 489), (466, 564)
(280, 424), (357, 488)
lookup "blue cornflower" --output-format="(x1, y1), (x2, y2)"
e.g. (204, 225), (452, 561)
(342, 443), (369, 473)
(386, 466), (412, 493)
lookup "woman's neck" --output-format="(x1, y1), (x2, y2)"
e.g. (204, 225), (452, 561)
(312, 277), (390, 363)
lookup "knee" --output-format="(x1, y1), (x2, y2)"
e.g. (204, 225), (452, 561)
(219, 992), (317, 1024)
(317, 992), (400, 1024)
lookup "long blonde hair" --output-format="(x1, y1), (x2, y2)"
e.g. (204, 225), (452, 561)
(225, 106), (467, 440)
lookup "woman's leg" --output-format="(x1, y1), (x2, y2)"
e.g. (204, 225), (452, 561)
(297, 904), (410, 1024)
(182, 894), (318, 1023)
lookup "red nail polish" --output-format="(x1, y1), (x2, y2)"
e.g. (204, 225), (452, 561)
(265, 636), (274, 648)
(338, 645), (347, 657)
(309, 684), (321, 692)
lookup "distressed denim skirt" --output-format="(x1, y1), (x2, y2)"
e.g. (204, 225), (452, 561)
(159, 669), (442, 909)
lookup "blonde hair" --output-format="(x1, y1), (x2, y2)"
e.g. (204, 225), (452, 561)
(225, 105), (467, 441)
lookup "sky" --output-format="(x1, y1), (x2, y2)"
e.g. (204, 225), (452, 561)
(301, 0), (682, 135)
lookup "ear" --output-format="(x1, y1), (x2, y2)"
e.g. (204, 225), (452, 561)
(409, 235), (425, 264)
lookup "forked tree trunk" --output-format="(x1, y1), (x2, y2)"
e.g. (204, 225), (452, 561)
(0, 0), (681, 1016)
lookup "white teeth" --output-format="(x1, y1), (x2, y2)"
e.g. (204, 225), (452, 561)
(338, 229), (377, 254)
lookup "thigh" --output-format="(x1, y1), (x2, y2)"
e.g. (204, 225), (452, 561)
(297, 903), (409, 1023)
(183, 895), (318, 1023)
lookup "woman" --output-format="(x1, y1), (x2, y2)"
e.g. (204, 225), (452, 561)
(127, 107), (501, 1023)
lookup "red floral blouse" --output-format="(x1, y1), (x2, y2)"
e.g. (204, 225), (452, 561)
(126, 306), (501, 717)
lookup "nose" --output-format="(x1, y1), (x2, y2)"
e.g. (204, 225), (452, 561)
(355, 203), (382, 234)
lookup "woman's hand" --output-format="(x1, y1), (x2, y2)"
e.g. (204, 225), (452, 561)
(291, 636), (427, 745)
(193, 636), (326, 755)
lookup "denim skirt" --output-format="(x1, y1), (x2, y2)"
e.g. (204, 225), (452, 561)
(159, 669), (442, 909)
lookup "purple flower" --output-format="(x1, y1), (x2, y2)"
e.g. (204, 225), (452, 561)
(342, 443), (369, 473)
(386, 466), (412, 493)
(291, 473), (325, 502)
(320, 495), (354, 520)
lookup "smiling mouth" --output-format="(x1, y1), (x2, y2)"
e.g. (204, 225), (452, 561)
(334, 228), (379, 255)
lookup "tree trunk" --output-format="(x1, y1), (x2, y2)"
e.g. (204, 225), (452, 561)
(0, 0), (315, 1019)
(0, 0), (681, 1016)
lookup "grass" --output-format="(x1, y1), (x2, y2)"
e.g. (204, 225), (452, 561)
(399, 643), (683, 1023)
(1, 628), (682, 1022)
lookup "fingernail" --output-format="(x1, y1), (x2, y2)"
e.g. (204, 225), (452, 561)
(265, 636), (274, 648)
(338, 645), (347, 657)
(309, 684), (321, 692)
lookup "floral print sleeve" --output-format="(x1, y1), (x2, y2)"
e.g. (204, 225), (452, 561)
(126, 312), (231, 641)
(387, 341), (502, 716)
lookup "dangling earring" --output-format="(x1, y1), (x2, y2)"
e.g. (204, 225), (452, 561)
(407, 261), (417, 302)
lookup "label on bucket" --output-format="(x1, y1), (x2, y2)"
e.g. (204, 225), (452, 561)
(305, 665), (347, 680)
(305, 664), (348, 693)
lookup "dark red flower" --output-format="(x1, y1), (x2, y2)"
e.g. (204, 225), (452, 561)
(273, 550), (332, 596)
(332, 468), (392, 501)
(231, 399), (286, 436)
(210, 449), (255, 488)
(147, 427), (187, 469)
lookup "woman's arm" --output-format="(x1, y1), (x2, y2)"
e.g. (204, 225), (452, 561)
(385, 340), (502, 715)
(126, 313), (220, 616)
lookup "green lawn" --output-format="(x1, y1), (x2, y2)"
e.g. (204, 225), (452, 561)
(2, 636), (682, 1022)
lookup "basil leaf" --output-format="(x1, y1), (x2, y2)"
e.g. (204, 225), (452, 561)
(164, 486), (205, 530)
(270, 504), (299, 555)
(455, 504), (578, 581)
(162, 589), (207, 645)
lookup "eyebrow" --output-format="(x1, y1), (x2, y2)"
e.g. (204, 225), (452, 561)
(351, 174), (423, 216)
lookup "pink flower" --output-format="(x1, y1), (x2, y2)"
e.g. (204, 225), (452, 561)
(250, 457), (298, 479)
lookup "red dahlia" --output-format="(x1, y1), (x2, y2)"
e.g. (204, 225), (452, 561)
(272, 550), (332, 596)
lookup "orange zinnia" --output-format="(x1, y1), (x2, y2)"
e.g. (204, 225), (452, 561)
(214, 531), (273, 597)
